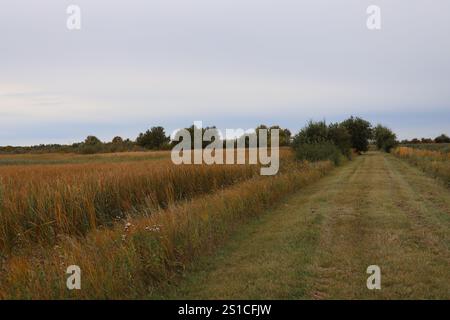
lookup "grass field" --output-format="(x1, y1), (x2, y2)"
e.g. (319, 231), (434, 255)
(0, 149), (449, 299)
(0, 148), (336, 298)
(0, 158), (260, 251)
(0, 151), (171, 166)
(393, 146), (450, 186)
(159, 152), (450, 299)
(3, 0), (449, 304)
(401, 143), (450, 153)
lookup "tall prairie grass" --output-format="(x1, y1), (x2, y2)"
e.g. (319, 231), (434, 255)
(0, 159), (333, 299)
(0, 148), (294, 251)
(0, 151), (171, 166)
(0, 159), (259, 250)
(401, 143), (450, 153)
(393, 146), (450, 186)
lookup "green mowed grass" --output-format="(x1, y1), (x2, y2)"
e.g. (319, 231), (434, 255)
(158, 152), (450, 299)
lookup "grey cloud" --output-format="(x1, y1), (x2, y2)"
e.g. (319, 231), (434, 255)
(0, 0), (449, 144)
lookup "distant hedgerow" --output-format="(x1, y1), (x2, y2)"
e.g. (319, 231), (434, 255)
(292, 120), (353, 165)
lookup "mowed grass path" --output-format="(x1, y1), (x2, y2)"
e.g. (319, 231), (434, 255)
(160, 152), (450, 299)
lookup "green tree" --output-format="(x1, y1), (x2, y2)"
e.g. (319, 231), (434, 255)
(373, 125), (397, 152)
(434, 134), (450, 143)
(112, 136), (124, 144)
(269, 125), (291, 146)
(254, 125), (268, 147)
(201, 126), (221, 149)
(341, 116), (372, 153)
(80, 136), (103, 154)
(84, 136), (102, 146)
(136, 126), (170, 149)
(293, 120), (329, 145)
(253, 125), (292, 147)
(172, 125), (220, 149)
(327, 123), (352, 157)
(292, 120), (349, 165)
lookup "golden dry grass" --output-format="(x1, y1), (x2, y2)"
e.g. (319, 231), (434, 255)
(0, 158), (261, 251)
(393, 146), (450, 186)
(0, 151), (171, 166)
(0, 158), (333, 299)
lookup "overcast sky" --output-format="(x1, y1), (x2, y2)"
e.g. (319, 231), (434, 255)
(1, 0), (449, 145)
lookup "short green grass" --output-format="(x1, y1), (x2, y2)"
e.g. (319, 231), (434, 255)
(159, 152), (450, 299)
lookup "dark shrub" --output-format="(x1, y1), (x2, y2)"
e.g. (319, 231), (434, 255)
(293, 120), (329, 145)
(295, 142), (343, 165)
(373, 125), (398, 152)
(136, 126), (170, 150)
(435, 134), (450, 143)
(341, 116), (372, 153)
(327, 123), (352, 158)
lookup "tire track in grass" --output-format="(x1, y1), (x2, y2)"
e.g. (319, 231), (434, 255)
(159, 152), (450, 299)
(308, 152), (450, 299)
(159, 157), (362, 299)
(373, 155), (450, 299)
(307, 153), (377, 299)
(387, 154), (450, 235)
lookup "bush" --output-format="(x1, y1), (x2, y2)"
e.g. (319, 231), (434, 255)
(79, 144), (103, 154)
(295, 142), (343, 165)
(435, 134), (450, 143)
(293, 120), (329, 145)
(328, 123), (352, 158)
(373, 125), (397, 152)
(292, 120), (351, 164)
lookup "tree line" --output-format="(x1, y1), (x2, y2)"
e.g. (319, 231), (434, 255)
(291, 117), (448, 165)
(290, 116), (437, 165)
(0, 125), (292, 155)
(1, 118), (448, 156)
(399, 134), (450, 144)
